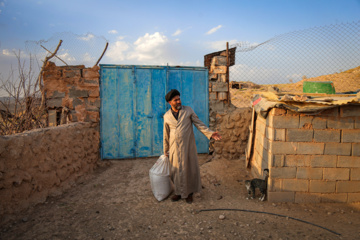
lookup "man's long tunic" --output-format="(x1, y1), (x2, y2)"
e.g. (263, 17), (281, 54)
(163, 106), (214, 198)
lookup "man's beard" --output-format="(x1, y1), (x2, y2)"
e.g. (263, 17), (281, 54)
(176, 104), (182, 110)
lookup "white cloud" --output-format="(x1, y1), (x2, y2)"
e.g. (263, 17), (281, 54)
(108, 30), (118, 34)
(206, 25), (222, 35)
(104, 32), (199, 66)
(82, 52), (95, 63)
(2, 49), (13, 56)
(2, 49), (31, 59)
(134, 32), (167, 52)
(128, 32), (168, 62)
(172, 29), (182, 36)
(58, 51), (76, 63)
(117, 36), (125, 40)
(78, 33), (95, 41)
(105, 40), (129, 61)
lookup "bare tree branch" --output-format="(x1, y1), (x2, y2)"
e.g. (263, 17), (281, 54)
(40, 44), (68, 66)
(0, 50), (47, 135)
(94, 41), (109, 67)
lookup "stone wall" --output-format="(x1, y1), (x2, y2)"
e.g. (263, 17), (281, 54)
(43, 62), (100, 125)
(207, 53), (252, 158)
(250, 106), (360, 203)
(0, 122), (101, 220)
(211, 107), (252, 159)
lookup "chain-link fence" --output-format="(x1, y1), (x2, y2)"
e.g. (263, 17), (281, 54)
(25, 32), (108, 68)
(229, 21), (360, 108)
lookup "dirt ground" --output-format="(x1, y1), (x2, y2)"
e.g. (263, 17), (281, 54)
(1, 154), (359, 240)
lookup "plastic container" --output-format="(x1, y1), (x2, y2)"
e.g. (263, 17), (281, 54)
(303, 81), (335, 94)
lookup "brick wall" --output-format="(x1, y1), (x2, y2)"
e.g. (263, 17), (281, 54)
(250, 105), (360, 203)
(209, 54), (229, 106)
(43, 62), (100, 125)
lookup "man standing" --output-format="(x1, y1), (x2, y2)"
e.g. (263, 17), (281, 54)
(163, 89), (221, 204)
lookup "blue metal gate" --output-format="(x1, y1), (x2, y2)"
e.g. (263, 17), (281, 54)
(100, 65), (209, 159)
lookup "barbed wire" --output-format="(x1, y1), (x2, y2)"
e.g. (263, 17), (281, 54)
(230, 21), (360, 108)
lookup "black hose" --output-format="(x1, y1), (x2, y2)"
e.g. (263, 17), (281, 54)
(197, 208), (341, 236)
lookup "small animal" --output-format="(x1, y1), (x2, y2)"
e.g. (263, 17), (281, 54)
(245, 169), (269, 201)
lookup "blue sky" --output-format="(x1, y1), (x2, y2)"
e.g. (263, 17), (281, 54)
(0, 0), (359, 76)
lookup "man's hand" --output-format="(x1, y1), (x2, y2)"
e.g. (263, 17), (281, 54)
(165, 152), (169, 157)
(211, 132), (222, 140)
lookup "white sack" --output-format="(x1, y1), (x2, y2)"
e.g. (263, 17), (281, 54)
(149, 155), (173, 201)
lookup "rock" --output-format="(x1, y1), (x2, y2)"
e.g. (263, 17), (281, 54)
(22, 217), (28, 222)
(219, 215), (225, 220)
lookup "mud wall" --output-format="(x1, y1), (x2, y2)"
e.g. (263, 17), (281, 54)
(0, 122), (101, 219)
(251, 106), (360, 203)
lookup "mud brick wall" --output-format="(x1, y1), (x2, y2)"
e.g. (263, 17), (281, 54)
(209, 54), (229, 109)
(250, 105), (360, 203)
(43, 62), (100, 124)
(0, 122), (101, 220)
(207, 53), (252, 158)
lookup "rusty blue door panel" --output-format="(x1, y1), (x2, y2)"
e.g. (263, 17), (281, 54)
(100, 65), (208, 159)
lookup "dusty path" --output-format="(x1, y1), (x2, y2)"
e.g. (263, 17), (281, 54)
(1, 155), (359, 240)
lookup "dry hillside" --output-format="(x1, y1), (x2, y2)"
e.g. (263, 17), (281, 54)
(231, 66), (360, 108)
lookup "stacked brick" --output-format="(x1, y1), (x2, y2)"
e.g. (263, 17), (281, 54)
(209, 54), (229, 111)
(43, 62), (100, 125)
(251, 105), (360, 203)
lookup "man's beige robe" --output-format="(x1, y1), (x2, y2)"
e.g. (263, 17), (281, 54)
(163, 106), (214, 198)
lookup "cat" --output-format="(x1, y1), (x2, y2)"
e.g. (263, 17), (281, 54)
(245, 169), (269, 201)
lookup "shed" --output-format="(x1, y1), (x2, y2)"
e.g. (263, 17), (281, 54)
(246, 92), (360, 203)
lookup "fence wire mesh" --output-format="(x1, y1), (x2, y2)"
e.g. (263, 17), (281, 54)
(229, 21), (360, 108)
(25, 32), (108, 68)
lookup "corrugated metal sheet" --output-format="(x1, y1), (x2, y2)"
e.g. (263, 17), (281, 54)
(100, 65), (209, 159)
